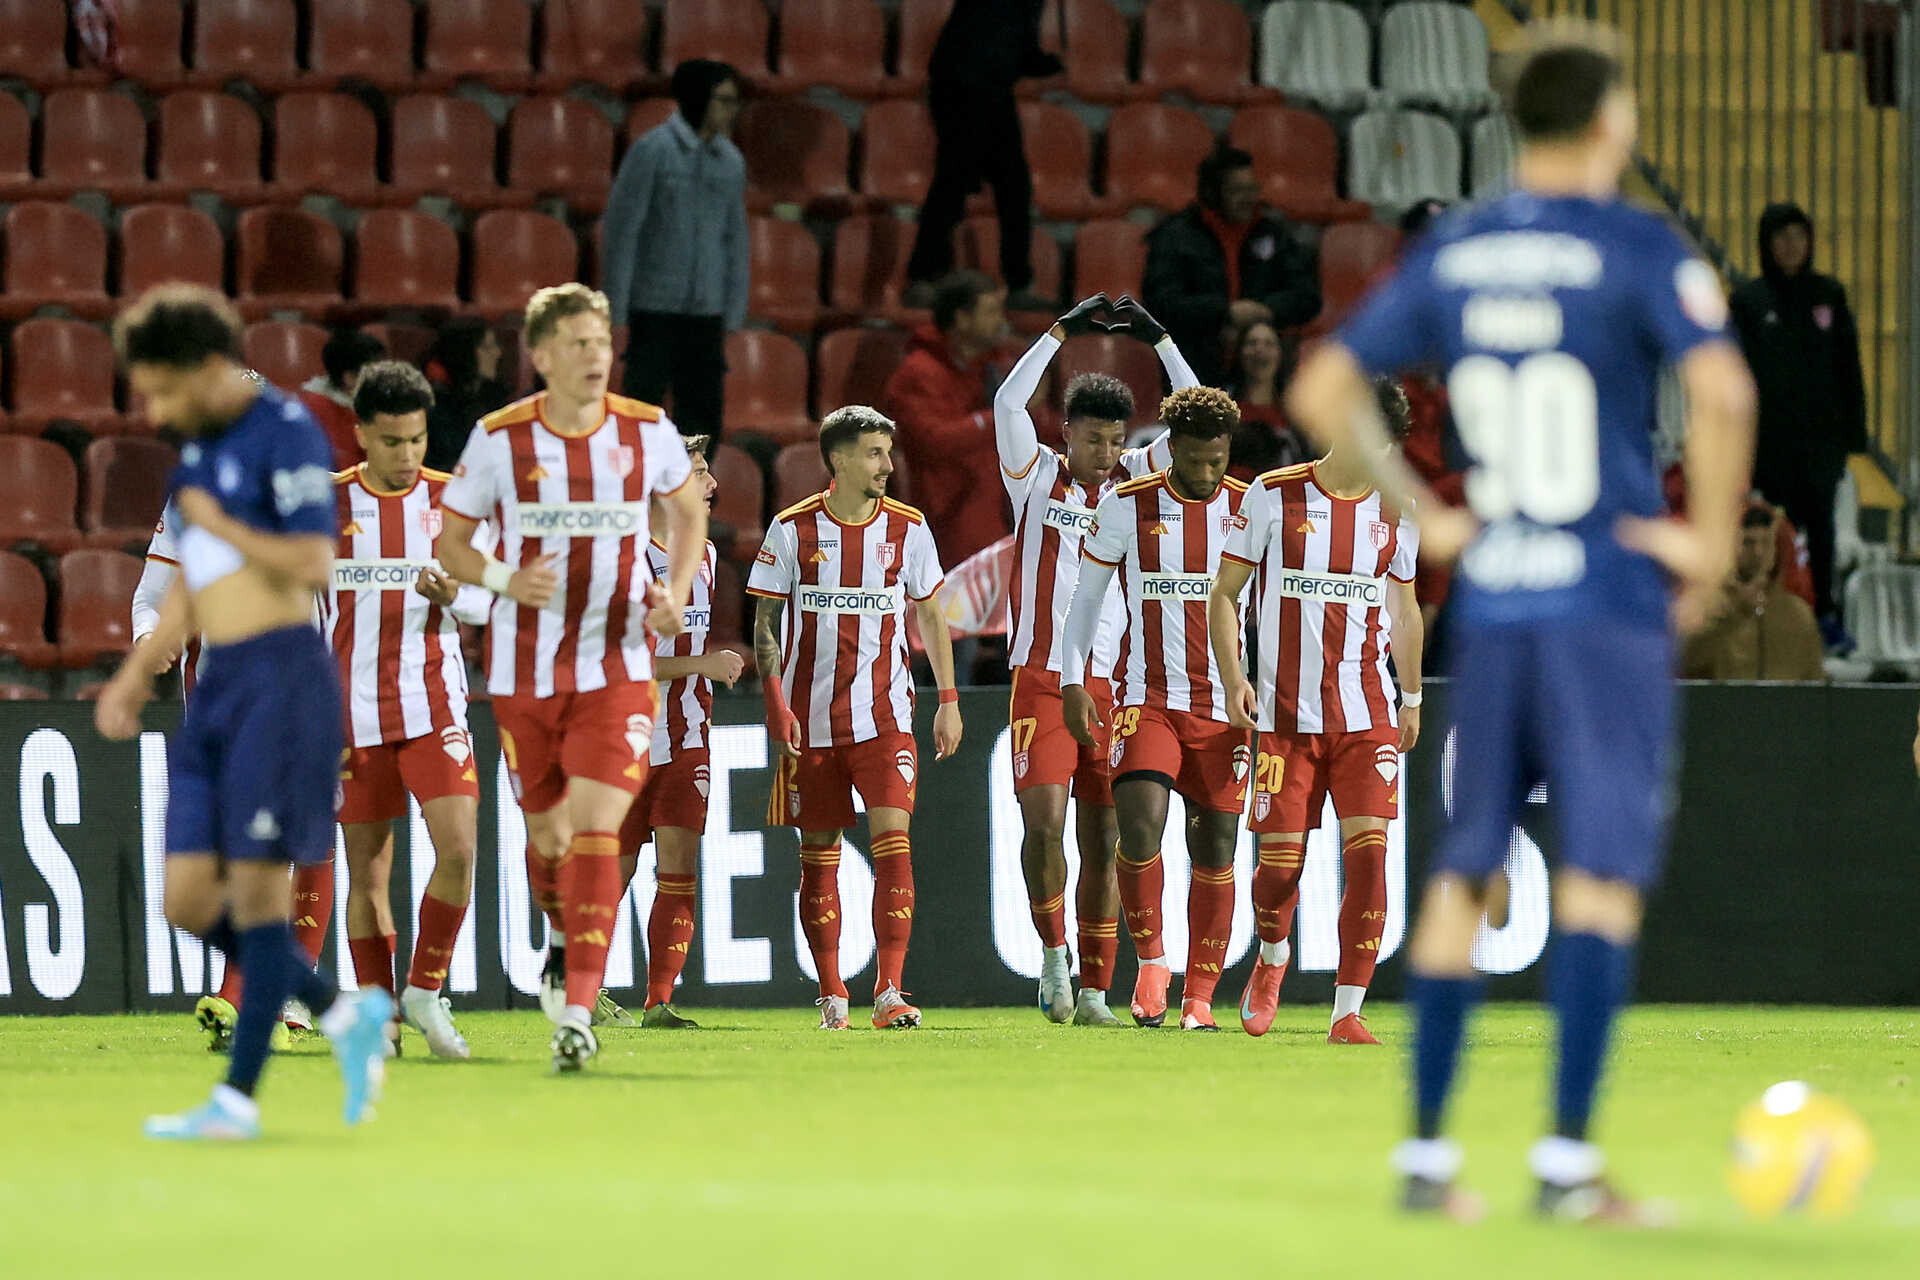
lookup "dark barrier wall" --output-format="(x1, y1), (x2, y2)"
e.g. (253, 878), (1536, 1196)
(4, 684), (1918, 1014)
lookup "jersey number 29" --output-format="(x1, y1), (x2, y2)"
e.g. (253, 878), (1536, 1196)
(1448, 353), (1600, 525)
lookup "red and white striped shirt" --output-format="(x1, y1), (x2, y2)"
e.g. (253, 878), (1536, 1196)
(440, 392), (693, 698)
(1082, 472), (1250, 721)
(649, 538), (716, 764)
(1221, 463), (1418, 735)
(746, 494), (946, 749)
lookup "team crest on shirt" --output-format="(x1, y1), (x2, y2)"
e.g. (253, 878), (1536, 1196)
(420, 507), (444, 540)
(1369, 520), (1391, 550)
(693, 764), (710, 799)
(608, 445), (635, 478)
(625, 713), (655, 760)
(1231, 743), (1252, 783)
(895, 749), (916, 787)
(875, 542), (897, 570)
(1374, 745), (1399, 784)
(440, 726), (471, 765)
(1220, 512), (1239, 536)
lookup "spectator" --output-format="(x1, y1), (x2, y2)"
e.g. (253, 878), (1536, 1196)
(905, 0), (1060, 306)
(602, 59), (747, 441)
(1682, 498), (1827, 681)
(1140, 144), (1321, 384)
(883, 270), (1012, 571)
(1222, 319), (1308, 481)
(421, 320), (512, 472)
(299, 329), (386, 471)
(1730, 202), (1868, 650)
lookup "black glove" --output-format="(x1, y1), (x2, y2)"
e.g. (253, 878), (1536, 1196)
(1019, 49), (1065, 80)
(1055, 293), (1113, 339)
(1108, 295), (1167, 346)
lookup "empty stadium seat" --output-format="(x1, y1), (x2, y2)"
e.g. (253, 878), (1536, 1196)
(956, 216), (1061, 304)
(772, 0), (889, 98)
(352, 209), (462, 311)
(1380, 3), (1499, 113)
(242, 320), (329, 389)
(858, 100), (936, 207)
(0, 92), (29, 201)
(828, 215), (917, 325)
(156, 91), (264, 202)
(7, 318), (126, 434)
(309, 0), (419, 89)
(1072, 219), (1147, 300)
(235, 206), (345, 318)
(57, 549), (144, 668)
(1317, 220), (1402, 325)
(112, 0), (188, 87)
(1138, 0), (1267, 105)
(0, 202), (111, 320)
(118, 204), (226, 297)
(1844, 565), (1920, 665)
(748, 217), (822, 333)
(422, 0), (534, 90)
(1347, 110), (1463, 210)
(1054, 334), (1165, 427)
(0, 0), (76, 84)
(737, 99), (853, 215)
(359, 321), (437, 367)
(40, 88), (150, 200)
(0, 438), (82, 551)
(469, 209), (579, 318)
(813, 327), (909, 420)
(538, 0), (654, 90)
(82, 437), (176, 549)
(1019, 101), (1110, 219)
(773, 442), (831, 512)
(1469, 112), (1518, 196)
(626, 98), (678, 143)
(892, 0), (949, 97)
(707, 441), (766, 559)
(1227, 105), (1371, 224)
(1104, 103), (1214, 213)
(660, 0), (772, 82)
(0, 550), (55, 669)
(1058, 0), (1148, 104)
(189, 0), (303, 91)
(272, 93), (385, 204)
(1259, 2), (1378, 112)
(507, 97), (615, 212)
(391, 95), (524, 208)
(723, 330), (813, 445)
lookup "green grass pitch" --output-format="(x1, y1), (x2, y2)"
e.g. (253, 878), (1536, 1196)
(1, 1004), (1915, 1278)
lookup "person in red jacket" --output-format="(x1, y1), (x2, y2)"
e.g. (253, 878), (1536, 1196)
(883, 271), (1013, 570)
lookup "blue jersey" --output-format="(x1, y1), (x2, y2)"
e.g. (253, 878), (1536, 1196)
(167, 386), (337, 584)
(1339, 194), (1730, 629)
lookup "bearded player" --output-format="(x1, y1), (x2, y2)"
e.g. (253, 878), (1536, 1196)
(750, 406), (963, 1032)
(1209, 378), (1424, 1046)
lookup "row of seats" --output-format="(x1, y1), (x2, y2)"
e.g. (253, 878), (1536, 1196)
(0, 547), (143, 671)
(1, 0), (1493, 113)
(0, 436), (172, 551)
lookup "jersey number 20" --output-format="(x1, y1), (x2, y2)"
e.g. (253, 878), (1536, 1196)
(1448, 353), (1599, 525)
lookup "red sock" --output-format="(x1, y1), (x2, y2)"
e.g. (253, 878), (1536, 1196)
(216, 953), (243, 1006)
(798, 842), (847, 999)
(1337, 829), (1389, 988)
(646, 873), (698, 1007)
(406, 892), (468, 992)
(347, 932), (396, 996)
(1077, 917), (1119, 992)
(526, 842), (563, 934)
(1029, 889), (1068, 949)
(869, 830), (915, 996)
(557, 831), (622, 1010)
(1253, 838), (1306, 946)
(291, 860), (334, 966)
(1183, 864), (1236, 1005)
(1116, 851), (1166, 961)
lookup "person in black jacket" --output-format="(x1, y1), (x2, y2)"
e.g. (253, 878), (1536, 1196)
(1140, 144), (1321, 386)
(906, 0), (1061, 303)
(421, 320), (512, 473)
(1729, 202), (1868, 646)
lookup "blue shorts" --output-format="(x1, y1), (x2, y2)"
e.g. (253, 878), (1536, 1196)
(166, 624), (344, 865)
(1437, 618), (1676, 889)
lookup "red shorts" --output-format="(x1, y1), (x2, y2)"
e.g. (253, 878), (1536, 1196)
(338, 726), (481, 825)
(767, 732), (917, 833)
(617, 747), (711, 854)
(1247, 727), (1401, 834)
(1008, 666), (1112, 807)
(1107, 705), (1252, 815)
(494, 682), (658, 814)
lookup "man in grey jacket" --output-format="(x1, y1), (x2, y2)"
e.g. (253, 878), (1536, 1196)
(602, 59), (747, 440)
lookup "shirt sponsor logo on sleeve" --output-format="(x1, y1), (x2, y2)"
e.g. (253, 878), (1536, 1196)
(1138, 572), (1216, 600)
(515, 501), (645, 537)
(1274, 568), (1386, 607)
(796, 584), (903, 615)
(756, 546), (778, 566)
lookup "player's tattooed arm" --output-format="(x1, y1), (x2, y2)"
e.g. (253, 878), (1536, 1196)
(754, 596), (784, 677)
(755, 596), (800, 758)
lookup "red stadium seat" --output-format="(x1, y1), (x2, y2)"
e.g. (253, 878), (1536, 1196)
(309, 0), (418, 90)
(892, 0), (949, 97)
(0, 202), (111, 320)
(1317, 220), (1403, 329)
(660, 0), (772, 81)
(813, 327), (908, 420)
(626, 98), (678, 143)
(352, 209), (461, 311)
(469, 209), (579, 318)
(0, 437), (82, 551)
(773, 0), (888, 98)
(0, 0), (78, 84)
(827, 215), (917, 326)
(390, 95), (525, 208)
(539, 0), (654, 91)
(57, 549), (144, 668)
(507, 97), (615, 212)
(772, 442), (830, 513)
(189, 0), (302, 91)
(707, 441), (766, 559)
(736, 99), (853, 215)
(242, 320), (329, 390)
(81, 437), (176, 549)
(1104, 103), (1214, 213)
(422, 0), (534, 91)
(1227, 106), (1371, 224)
(40, 88), (150, 200)
(1072, 219), (1147, 299)
(0, 551), (56, 669)
(1058, 0), (1150, 104)
(1054, 333), (1165, 426)
(118, 205), (226, 297)
(8, 319), (126, 435)
(272, 93), (385, 205)
(235, 206), (345, 318)
(723, 330), (814, 445)
(1018, 101), (1110, 219)
(747, 217), (821, 334)
(956, 216), (1061, 304)
(359, 321), (437, 367)
(0, 92), (30, 200)
(156, 91), (264, 202)
(857, 100), (935, 207)
(1137, 0), (1268, 106)
(112, 0), (187, 88)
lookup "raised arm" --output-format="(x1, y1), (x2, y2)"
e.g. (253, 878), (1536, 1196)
(993, 330), (1060, 479)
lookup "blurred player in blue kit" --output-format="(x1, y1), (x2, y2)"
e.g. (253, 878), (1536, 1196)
(95, 285), (392, 1140)
(1288, 25), (1756, 1220)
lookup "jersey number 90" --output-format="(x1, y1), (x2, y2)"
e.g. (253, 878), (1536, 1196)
(1448, 353), (1600, 526)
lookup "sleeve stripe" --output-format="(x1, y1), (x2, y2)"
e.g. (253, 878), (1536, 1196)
(744, 586), (786, 599)
(908, 577), (946, 603)
(1388, 571), (1416, 583)
(1083, 551), (1122, 568)
(145, 554), (179, 567)
(1001, 450), (1039, 481)
(1219, 551), (1258, 567)
(440, 503), (485, 524)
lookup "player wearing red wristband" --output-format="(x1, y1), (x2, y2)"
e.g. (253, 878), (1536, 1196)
(749, 406), (964, 1031)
